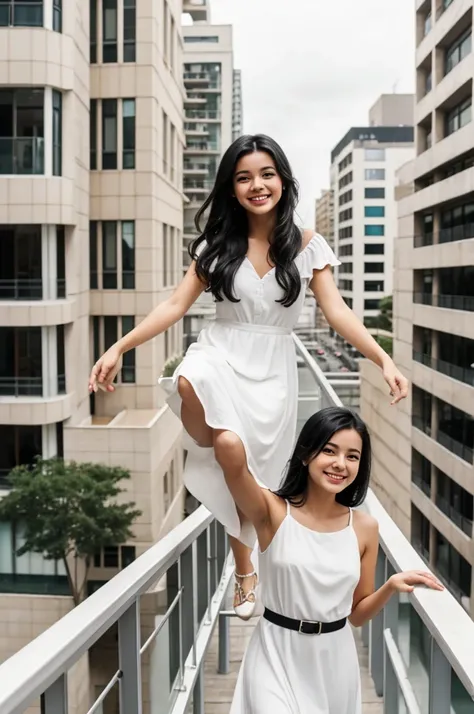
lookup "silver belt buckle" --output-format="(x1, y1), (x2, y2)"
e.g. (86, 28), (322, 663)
(298, 619), (322, 635)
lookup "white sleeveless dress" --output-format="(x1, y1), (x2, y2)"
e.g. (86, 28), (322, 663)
(230, 502), (362, 713)
(160, 234), (339, 546)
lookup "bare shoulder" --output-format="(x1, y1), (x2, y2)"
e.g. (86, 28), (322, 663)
(302, 228), (315, 249)
(353, 509), (379, 538)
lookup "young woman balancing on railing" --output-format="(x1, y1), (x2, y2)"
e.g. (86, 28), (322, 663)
(225, 406), (443, 713)
(88, 134), (409, 619)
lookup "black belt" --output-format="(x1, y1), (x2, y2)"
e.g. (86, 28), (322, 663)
(263, 607), (347, 635)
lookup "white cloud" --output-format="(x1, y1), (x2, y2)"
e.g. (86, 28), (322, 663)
(208, 0), (415, 226)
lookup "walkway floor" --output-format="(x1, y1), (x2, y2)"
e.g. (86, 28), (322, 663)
(202, 616), (383, 713)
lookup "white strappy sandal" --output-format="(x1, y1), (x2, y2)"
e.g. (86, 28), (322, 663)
(233, 570), (258, 620)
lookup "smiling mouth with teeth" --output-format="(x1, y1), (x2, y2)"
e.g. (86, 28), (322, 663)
(249, 195), (270, 202)
(323, 471), (346, 482)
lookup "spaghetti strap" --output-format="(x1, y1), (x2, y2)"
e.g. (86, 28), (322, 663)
(286, 499), (291, 516)
(348, 508), (353, 526)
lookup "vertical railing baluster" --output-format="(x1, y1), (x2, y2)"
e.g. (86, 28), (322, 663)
(193, 667), (204, 714)
(192, 539), (199, 668)
(42, 674), (67, 714)
(370, 549), (385, 697)
(429, 639), (451, 714)
(218, 612), (230, 675)
(118, 600), (142, 714)
(383, 560), (399, 713)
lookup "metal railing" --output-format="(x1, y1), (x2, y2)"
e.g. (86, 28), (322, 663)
(414, 225), (474, 248)
(185, 110), (221, 120)
(413, 350), (474, 388)
(0, 508), (233, 714)
(0, 376), (43, 397)
(0, 278), (66, 301)
(413, 292), (474, 312)
(435, 494), (473, 538)
(0, 137), (44, 175)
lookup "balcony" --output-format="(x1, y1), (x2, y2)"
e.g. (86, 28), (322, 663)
(414, 292), (474, 312)
(436, 493), (473, 537)
(185, 110), (221, 121)
(0, 337), (473, 713)
(413, 350), (474, 387)
(183, 0), (208, 22)
(0, 137), (44, 175)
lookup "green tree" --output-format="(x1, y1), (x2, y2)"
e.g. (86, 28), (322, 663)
(377, 295), (393, 332)
(0, 458), (141, 605)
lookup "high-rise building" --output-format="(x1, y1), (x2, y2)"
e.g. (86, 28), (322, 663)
(315, 189), (334, 249)
(232, 69), (243, 141)
(0, 0), (186, 702)
(182, 22), (241, 343)
(360, 0), (474, 616)
(331, 95), (415, 344)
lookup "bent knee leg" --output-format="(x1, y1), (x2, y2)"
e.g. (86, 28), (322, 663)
(213, 430), (246, 470)
(178, 376), (200, 407)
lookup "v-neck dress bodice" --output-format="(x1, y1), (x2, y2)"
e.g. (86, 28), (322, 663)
(159, 233), (340, 546)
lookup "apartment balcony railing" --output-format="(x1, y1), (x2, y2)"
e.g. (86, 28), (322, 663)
(414, 225), (474, 248)
(0, 137), (44, 175)
(0, 375), (43, 397)
(184, 180), (214, 191)
(413, 350), (474, 388)
(412, 472), (431, 498)
(185, 141), (220, 152)
(0, 1), (43, 26)
(0, 337), (473, 714)
(437, 428), (473, 464)
(413, 292), (474, 312)
(0, 278), (66, 301)
(185, 110), (221, 120)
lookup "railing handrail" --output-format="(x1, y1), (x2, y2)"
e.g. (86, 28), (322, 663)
(0, 505), (214, 714)
(293, 333), (474, 699)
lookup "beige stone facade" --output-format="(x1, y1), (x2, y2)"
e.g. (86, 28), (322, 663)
(0, 0), (186, 709)
(361, 0), (474, 616)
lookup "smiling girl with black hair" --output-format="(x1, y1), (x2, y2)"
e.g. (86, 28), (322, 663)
(225, 407), (443, 713)
(88, 134), (409, 618)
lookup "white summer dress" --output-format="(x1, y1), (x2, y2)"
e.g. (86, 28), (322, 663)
(160, 233), (340, 546)
(230, 501), (362, 713)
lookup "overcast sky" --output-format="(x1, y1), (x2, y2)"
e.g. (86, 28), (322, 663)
(207, 0), (415, 226)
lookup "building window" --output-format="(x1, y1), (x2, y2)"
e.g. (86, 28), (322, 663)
(365, 168), (385, 181)
(411, 505), (430, 562)
(339, 280), (353, 291)
(90, 99), (97, 169)
(0, 0), (43, 27)
(364, 280), (384, 292)
(440, 201), (474, 243)
(163, 111), (168, 176)
(338, 171), (352, 189)
(0, 328), (43, 396)
(339, 226), (352, 240)
(365, 224), (384, 236)
(103, 0), (117, 62)
(122, 221), (135, 289)
(90, 221), (98, 289)
(425, 70), (432, 95)
(437, 397), (474, 463)
(57, 226), (65, 298)
(123, 0), (136, 62)
(338, 153), (352, 172)
(339, 208), (352, 223)
(0, 225), (42, 300)
(93, 317), (135, 384)
(52, 0), (61, 32)
(184, 35), (219, 43)
(90, 0), (97, 63)
(52, 90), (62, 176)
(0, 425), (42, 488)
(102, 221), (118, 289)
(94, 545), (136, 569)
(411, 449), (431, 497)
(90, 221), (135, 290)
(365, 206), (385, 218)
(364, 243), (384, 255)
(435, 530), (471, 600)
(445, 29), (472, 75)
(122, 99), (135, 169)
(364, 148), (385, 161)
(339, 262), (353, 274)
(364, 299), (380, 310)
(0, 88), (44, 175)
(364, 262), (384, 273)
(437, 469), (473, 537)
(102, 99), (117, 169)
(339, 190), (352, 206)
(339, 244), (353, 257)
(445, 97), (472, 137)
(424, 11), (432, 37)
(365, 187), (385, 199)
(412, 385), (432, 436)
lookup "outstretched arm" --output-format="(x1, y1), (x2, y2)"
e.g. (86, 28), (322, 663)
(89, 262), (206, 391)
(310, 267), (408, 405)
(349, 514), (443, 627)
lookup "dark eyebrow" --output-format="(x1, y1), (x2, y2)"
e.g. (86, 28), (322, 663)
(234, 165), (276, 177)
(326, 441), (361, 455)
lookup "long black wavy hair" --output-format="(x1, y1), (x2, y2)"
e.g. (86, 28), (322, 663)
(276, 407), (371, 508)
(190, 134), (302, 307)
